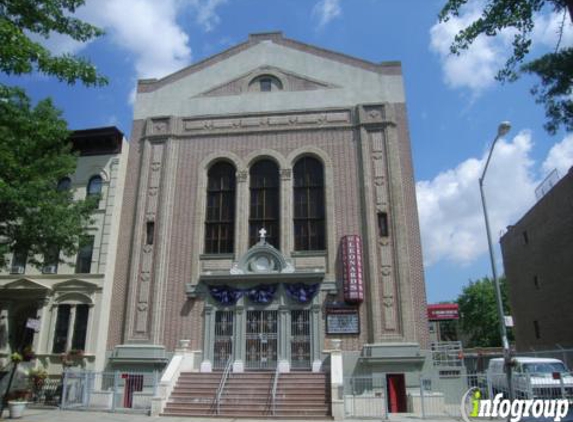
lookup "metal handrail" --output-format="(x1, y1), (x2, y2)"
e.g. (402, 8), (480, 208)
(215, 357), (232, 415)
(271, 364), (280, 416)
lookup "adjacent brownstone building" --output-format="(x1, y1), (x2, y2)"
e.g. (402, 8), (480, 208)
(108, 32), (429, 389)
(501, 166), (573, 351)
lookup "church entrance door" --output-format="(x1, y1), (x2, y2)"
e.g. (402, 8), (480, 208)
(245, 310), (278, 370)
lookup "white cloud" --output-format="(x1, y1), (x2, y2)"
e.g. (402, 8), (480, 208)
(430, 2), (573, 96)
(82, 0), (192, 80)
(417, 131), (538, 266)
(33, 0), (228, 104)
(312, 0), (342, 29)
(190, 0), (228, 32)
(429, 1), (509, 94)
(542, 134), (573, 177)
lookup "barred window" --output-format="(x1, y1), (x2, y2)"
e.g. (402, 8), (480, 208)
(249, 160), (279, 248)
(293, 157), (325, 251)
(205, 162), (236, 254)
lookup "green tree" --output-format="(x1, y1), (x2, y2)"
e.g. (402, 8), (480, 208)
(1, 0), (106, 86)
(439, 0), (573, 134)
(0, 1), (107, 269)
(0, 86), (98, 268)
(457, 277), (513, 348)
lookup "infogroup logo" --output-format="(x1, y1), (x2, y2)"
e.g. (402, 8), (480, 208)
(461, 388), (570, 422)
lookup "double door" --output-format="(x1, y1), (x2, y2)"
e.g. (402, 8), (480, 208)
(213, 309), (312, 370)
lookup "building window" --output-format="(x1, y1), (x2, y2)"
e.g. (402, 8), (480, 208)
(533, 320), (541, 339)
(248, 74), (283, 92)
(522, 230), (529, 245)
(52, 304), (90, 353)
(75, 236), (94, 274)
(205, 162), (236, 254)
(293, 156), (325, 251)
(10, 247), (27, 273)
(87, 175), (102, 198)
(377, 212), (389, 237)
(146, 222), (155, 245)
(260, 78), (272, 92)
(57, 177), (72, 191)
(249, 160), (280, 248)
(42, 247), (59, 274)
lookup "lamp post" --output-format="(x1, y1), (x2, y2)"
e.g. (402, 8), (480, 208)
(478, 121), (513, 399)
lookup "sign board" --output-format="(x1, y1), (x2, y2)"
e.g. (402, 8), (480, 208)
(326, 307), (360, 334)
(504, 315), (514, 327)
(427, 304), (459, 321)
(26, 318), (41, 331)
(341, 235), (364, 303)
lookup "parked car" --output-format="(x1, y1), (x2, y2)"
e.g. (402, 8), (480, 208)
(487, 357), (573, 399)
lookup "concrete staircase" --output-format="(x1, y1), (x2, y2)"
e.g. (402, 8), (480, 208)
(161, 371), (331, 418)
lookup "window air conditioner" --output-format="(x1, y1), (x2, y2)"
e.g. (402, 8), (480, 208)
(42, 265), (57, 274)
(10, 265), (25, 274)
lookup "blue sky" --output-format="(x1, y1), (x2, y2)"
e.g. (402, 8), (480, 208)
(3, 0), (572, 303)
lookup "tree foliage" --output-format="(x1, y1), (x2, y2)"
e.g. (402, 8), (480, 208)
(457, 277), (513, 348)
(0, 1), (107, 269)
(0, 0), (107, 86)
(439, 0), (573, 134)
(0, 86), (97, 269)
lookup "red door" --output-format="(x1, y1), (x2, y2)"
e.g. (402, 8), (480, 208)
(387, 374), (407, 413)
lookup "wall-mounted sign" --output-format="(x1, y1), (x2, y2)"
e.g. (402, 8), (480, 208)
(326, 306), (360, 334)
(341, 235), (364, 303)
(427, 304), (459, 321)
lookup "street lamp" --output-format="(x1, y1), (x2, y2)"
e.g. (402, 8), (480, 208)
(478, 121), (513, 399)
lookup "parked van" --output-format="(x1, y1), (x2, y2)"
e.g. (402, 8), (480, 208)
(487, 357), (573, 399)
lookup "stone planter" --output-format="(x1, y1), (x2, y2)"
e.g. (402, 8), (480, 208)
(7, 401), (27, 419)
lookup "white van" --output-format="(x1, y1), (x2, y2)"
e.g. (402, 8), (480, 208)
(487, 357), (573, 399)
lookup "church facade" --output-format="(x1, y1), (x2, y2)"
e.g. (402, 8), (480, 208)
(109, 32), (429, 379)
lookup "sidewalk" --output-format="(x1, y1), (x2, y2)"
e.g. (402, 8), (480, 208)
(1, 407), (461, 422)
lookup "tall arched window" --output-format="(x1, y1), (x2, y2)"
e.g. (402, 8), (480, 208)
(293, 156), (325, 251)
(205, 162), (236, 254)
(249, 160), (279, 248)
(86, 175), (102, 198)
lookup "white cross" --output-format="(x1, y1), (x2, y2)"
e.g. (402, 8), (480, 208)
(259, 228), (267, 243)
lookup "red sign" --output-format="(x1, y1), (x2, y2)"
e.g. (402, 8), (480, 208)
(427, 304), (459, 320)
(342, 235), (364, 303)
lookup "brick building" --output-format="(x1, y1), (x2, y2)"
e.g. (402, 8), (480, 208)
(0, 127), (129, 375)
(501, 167), (573, 351)
(109, 32), (429, 414)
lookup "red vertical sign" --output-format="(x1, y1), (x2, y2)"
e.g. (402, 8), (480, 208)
(342, 235), (364, 303)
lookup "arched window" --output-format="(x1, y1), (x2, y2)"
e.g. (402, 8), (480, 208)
(86, 175), (102, 198)
(205, 162), (236, 254)
(293, 156), (325, 251)
(57, 177), (72, 191)
(52, 302), (90, 353)
(248, 74), (283, 92)
(249, 160), (279, 248)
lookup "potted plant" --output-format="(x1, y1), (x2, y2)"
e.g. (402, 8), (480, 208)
(6, 390), (30, 419)
(22, 346), (36, 362)
(7, 398), (27, 419)
(29, 368), (48, 388)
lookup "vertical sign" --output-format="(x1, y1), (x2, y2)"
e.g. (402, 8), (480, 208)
(342, 235), (364, 303)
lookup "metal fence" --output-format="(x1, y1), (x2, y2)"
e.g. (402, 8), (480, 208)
(343, 376), (388, 419)
(60, 371), (159, 413)
(418, 371), (573, 419)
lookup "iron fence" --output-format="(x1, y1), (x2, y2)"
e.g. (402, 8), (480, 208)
(343, 376), (388, 419)
(60, 370), (158, 413)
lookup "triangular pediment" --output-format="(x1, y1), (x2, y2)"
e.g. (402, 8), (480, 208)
(53, 278), (101, 291)
(3, 278), (51, 290)
(196, 66), (337, 98)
